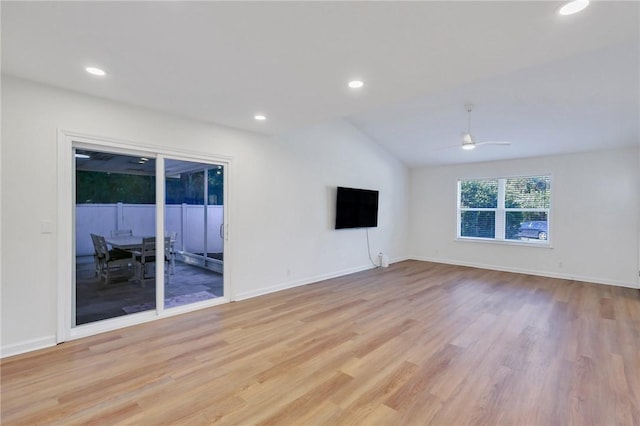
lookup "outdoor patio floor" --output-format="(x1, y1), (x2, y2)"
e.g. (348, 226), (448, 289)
(75, 257), (223, 325)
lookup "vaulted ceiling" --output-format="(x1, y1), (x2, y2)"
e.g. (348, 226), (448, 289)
(2, 1), (638, 166)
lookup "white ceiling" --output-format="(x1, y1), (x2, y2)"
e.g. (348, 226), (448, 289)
(2, 1), (639, 167)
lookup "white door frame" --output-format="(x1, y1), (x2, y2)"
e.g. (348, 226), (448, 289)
(57, 130), (232, 343)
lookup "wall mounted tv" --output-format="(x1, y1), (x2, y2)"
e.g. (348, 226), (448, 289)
(335, 186), (379, 229)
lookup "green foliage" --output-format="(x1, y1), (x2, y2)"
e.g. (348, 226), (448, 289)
(207, 167), (224, 205)
(165, 168), (224, 205)
(505, 176), (550, 209)
(76, 171), (156, 204)
(460, 180), (497, 208)
(77, 167), (224, 205)
(461, 177), (550, 209)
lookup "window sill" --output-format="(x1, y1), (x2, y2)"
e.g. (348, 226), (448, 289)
(455, 237), (553, 249)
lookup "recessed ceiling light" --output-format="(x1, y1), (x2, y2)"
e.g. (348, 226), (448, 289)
(254, 114), (267, 121)
(348, 80), (364, 89)
(85, 66), (106, 76)
(558, 0), (589, 16)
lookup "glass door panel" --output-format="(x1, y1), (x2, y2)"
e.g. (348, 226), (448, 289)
(74, 149), (156, 325)
(164, 159), (223, 309)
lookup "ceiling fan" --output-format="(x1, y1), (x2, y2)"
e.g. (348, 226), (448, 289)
(460, 104), (512, 150)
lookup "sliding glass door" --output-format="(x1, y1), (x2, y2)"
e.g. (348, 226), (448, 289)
(163, 159), (224, 309)
(74, 149), (157, 325)
(71, 143), (227, 328)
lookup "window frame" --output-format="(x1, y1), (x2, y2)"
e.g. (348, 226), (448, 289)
(456, 174), (552, 247)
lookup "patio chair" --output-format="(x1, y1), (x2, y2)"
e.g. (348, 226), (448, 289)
(166, 231), (177, 274)
(91, 234), (133, 284)
(90, 233), (103, 277)
(111, 229), (133, 237)
(133, 236), (171, 287)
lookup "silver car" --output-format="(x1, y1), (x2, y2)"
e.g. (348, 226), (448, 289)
(516, 221), (548, 240)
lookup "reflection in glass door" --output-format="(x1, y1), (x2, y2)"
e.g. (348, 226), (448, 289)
(74, 149), (157, 325)
(164, 159), (224, 309)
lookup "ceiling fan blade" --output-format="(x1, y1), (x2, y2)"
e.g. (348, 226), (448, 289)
(476, 141), (512, 146)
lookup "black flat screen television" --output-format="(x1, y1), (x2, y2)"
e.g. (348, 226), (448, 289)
(335, 186), (379, 229)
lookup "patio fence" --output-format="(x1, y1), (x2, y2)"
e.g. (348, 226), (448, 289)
(76, 203), (224, 257)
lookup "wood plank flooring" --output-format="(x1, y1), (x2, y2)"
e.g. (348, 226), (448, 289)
(2, 260), (639, 425)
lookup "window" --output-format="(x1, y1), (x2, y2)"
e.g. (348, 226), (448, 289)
(458, 175), (551, 244)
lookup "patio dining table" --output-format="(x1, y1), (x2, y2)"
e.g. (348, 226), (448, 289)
(105, 235), (148, 251)
(106, 235), (176, 275)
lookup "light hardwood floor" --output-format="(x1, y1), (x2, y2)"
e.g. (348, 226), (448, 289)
(2, 260), (639, 425)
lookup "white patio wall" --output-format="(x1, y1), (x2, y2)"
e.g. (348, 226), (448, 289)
(76, 203), (223, 256)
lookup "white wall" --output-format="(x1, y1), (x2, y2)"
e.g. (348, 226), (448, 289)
(1, 76), (409, 355)
(409, 147), (640, 288)
(235, 120), (410, 297)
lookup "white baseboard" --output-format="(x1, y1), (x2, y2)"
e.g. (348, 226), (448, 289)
(410, 256), (640, 289)
(234, 256), (409, 301)
(390, 255), (410, 263)
(1, 335), (57, 359)
(234, 264), (374, 301)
